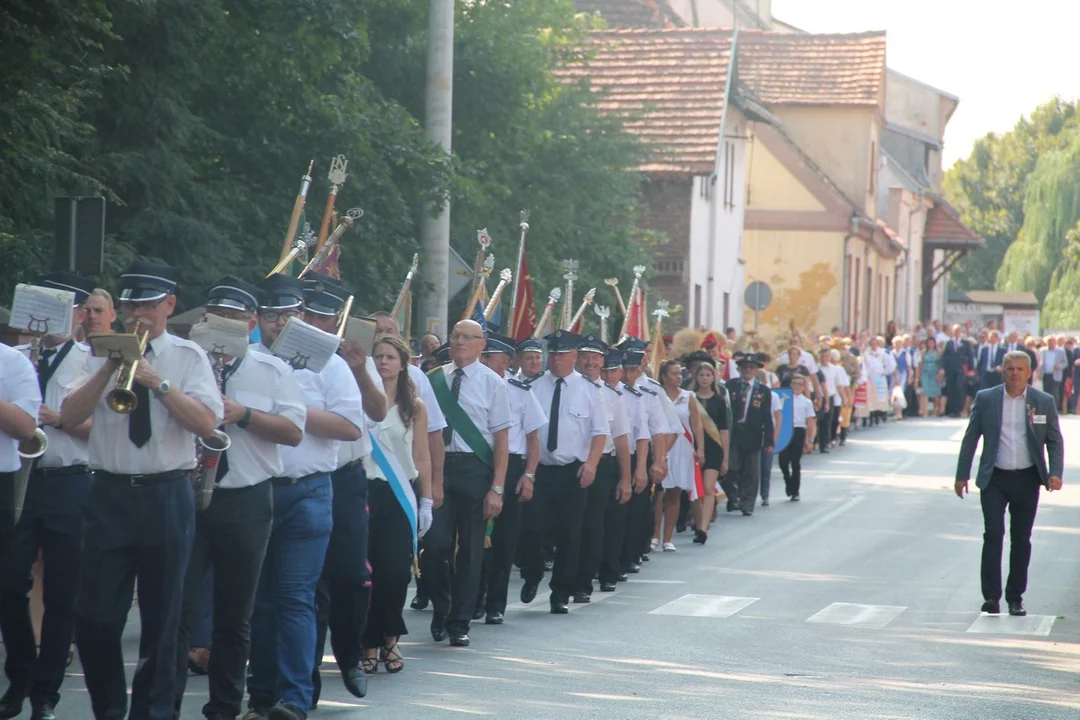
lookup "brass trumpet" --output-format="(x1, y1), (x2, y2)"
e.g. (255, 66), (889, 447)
(107, 324), (150, 414)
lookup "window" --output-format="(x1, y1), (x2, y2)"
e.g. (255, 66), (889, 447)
(654, 258), (685, 275)
(723, 292), (730, 330)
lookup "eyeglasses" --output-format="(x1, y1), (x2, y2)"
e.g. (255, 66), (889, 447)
(260, 310), (300, 324)
(120, 298), (166, 314)
(450, 333), (484, 343)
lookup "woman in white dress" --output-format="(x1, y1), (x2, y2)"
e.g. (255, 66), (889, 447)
(361, 336), (432, 675)
(652, 360), (704, 552)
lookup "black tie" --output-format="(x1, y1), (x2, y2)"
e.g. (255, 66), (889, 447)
(442, 368), (465, 445)
(129, 347), (153, 448)
(547, 378), (563, 452)
(216, 359), (241, 481)
(740, 380), (750, 423)
(37, 347), (57, 395)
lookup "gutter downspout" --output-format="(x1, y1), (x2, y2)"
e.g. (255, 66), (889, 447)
(841, 215), (857, 333)
(903, 189), (923, 328)
(705, 26), (739, 330)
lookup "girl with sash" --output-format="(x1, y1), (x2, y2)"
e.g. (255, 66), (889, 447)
(691, 360), (729, 545)
(652, 360), (704, 553)
(361, 336), (432, 674)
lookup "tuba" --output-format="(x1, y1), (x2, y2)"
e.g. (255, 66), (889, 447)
(106, 323), (150, 414)
(192, 354), (232, 511)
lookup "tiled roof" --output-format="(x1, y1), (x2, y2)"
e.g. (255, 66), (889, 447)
(924, 203), (984, 249)
(559, 28), (887, 174)
(573, 0), (682, 29)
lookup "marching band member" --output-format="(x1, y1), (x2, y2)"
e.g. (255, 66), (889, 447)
(172, 277), (306, 720)
(61, 260), (223, 720)
(300, 272), (386, 702)
(245, 274), (364, 720)
(573, 338), (632, 602)
(724, 353), (776, 515)
(423, 319), (512, 647)
(475, 332), (544, 625)
(0, 272), (91, 720)
(0, 343), (39, 552)
(516, 339), (545, 382)
(81, 288), (117, 339)
(519, 330), (608, 614)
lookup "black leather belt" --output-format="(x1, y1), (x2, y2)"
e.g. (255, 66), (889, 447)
(96, 470), (188, 487)
(32, 465), (91, 479)
(337, 459), (365, 472)
(445, 452), (476, 459)
(271, 472), (325, 487)
(509, 453), (524, 462)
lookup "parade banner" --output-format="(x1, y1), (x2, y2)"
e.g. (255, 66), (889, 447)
(774, 388), (794, 453)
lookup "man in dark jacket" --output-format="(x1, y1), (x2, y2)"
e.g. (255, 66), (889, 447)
(723, 353), (775, 516)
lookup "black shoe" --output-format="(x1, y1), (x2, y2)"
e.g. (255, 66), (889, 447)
(692, 530), (707, 545)
(791, 494), (800, 502)
(550, 601), (569, 614)
(472, 606), (486, 620)
(410, 594), (429, 611)
(29, 702), (54, 720)
(449, 632), (470, 647)
(626, 563), (641, 574)
(640, 553), (650, 562)
(0, 686), (27, 720)
(341, 666), (368, 698)
(981, 599), (1000, 614)
(616, 573), (628, 582)
(1008, 600), (1026, 617)
(311, 666), (321, 709)
(741, 509), (753, 516)
(268, 705), (306, 720)
(761, 498), (770, 507)
(520, 581), (538, 604)
(543, 559), (554, 571)
(572, 592), (591, 604)
(819, 448), (829, 454)
(600, 582), (617, 592)
(243, 707), (270, 720)
(726, 499), (737, 512)
(675, 520), (687, 533)
(431, 615), (448, 642)
(485, 611), (504, 625)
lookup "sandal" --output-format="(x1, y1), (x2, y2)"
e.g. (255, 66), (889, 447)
(380, 643), (404, 674)
(361, 654), (379, 675)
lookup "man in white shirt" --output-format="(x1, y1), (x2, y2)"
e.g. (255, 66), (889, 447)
(516, 339), (545, 382)
(245, 274), (365, 720)
(475, 332), (544, 625)
(81, 288), (117, 339)
(818, 348), (849, 452)
(0, 272), (94, 720)
(170, 277), (307, 720)
(61, 260), (224, 720)
(519, 331), (608, 614)
(778, 374), (817, 501)
(423, 319), (511, 647)
(0, 343), (39, 533)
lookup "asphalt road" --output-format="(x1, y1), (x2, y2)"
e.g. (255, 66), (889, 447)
(20, 416), (1080, 719)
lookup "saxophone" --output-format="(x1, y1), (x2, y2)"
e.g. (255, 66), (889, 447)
(192, 354), (231, 511)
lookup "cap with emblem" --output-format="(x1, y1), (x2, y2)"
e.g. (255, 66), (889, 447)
(33, 271), (95, 306)
(206, 275), (263, 313)
(579, 333), (606, 355)
(735, 352), (763, 368)
(603, 348), (623, 370)
(303, 271), (348, 317)
(119, 259), (179, 303)
(517, 338), (543, 355)
(434, 342), (451, 364)
(544, 329), (582, 354)
(616, 337), (647, 366)
(482, 332), (517, 356)
(682, 350), (711, 365)
(259, 274), (305, 311)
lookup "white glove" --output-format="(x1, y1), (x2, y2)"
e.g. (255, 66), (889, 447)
(418, 497), (434, 538)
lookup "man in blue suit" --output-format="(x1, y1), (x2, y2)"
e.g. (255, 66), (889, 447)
(977, 331), (1006, 390)
(955, 350), (1064, 617)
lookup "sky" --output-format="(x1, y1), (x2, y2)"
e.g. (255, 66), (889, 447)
(770, 0), (1080, 168)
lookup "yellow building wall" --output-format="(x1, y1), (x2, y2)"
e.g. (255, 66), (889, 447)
(746, 141), (826, 212)
(743, 229), (843, 339)
(846, 236), (899, 335)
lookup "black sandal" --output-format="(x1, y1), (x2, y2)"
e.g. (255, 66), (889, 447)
(361, 654), (379, 675)
(380, 643), (404, 674)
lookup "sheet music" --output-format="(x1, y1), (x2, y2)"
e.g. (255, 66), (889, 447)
(190, 314), (250, 358)
(9, 284), (75, 336)
(344, 316), (376, 355)
(270, 316), (339, 373)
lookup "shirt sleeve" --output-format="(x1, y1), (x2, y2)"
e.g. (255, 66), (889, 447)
(323, 355), (365, 431)
(609, 393), (630, 440)
(803, 353), (820, 374)
(522, 387), (547, 436)
(5, 351), (41, 420)
(179, 345), (225, 424)
(770, 392), (781, 413)
(486, 376), (514, 434)
(272, 368), (308, 433)
(588, 383), (609, 438)
(645, 394), (666, 437)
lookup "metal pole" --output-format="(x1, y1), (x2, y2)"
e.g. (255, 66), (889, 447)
(418, 0), (454, 339)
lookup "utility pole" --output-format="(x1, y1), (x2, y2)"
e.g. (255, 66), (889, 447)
(418, 0), (454, 339)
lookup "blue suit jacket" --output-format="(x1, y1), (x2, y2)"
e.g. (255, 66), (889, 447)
(955, 385), (1064, 489)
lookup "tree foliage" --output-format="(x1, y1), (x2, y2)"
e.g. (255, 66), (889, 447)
(1041, 221), (1080, 328)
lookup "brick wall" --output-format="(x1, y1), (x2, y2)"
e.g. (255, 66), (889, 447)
(638, 176), (692, 325)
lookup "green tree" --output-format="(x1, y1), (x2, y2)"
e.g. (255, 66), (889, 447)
(1041, 221), (1080, 328)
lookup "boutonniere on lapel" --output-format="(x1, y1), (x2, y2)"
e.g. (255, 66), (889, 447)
(1027, 405), (1036, 427)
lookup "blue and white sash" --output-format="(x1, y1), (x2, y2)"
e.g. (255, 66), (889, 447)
(369, 425), (418, 556)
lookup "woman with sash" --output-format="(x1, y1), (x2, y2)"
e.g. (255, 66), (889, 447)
(652, 360), (704, 553)
(361, 336), (432, 675)
(690, 360), (729, 545)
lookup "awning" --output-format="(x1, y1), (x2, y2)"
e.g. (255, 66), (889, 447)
(924, 203), (984, 250)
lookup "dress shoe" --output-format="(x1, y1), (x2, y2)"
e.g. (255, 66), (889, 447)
(449, 632), (470, 647)
(741, 509), (753, 516)
(520, 581), (538, 604)
(30, 702), (55, 720)
(981, 599), (1000, 614)
(341, 666), (368, 698)
(626, 563), (641, 574)
(692, 530), (707, 545)
(410, 594), (429, 611)
(791, 494), (800, 502)
(600, 582), (617, 592)
(0, 686), (28, 720)
(431, 616), (449, 642)
(472, 606), (486, 620)
(485, 611), (504, 625)
(268, 704), (305, 720)
(572, 592), (591, 604)
(616, 572), (628, 582)
(242, 708), (269, 720)
(1008, 600), (1026, 617)
(761, 498), (770, 507)
(550, 601), (569, 614)
(726, 499), (737, 512)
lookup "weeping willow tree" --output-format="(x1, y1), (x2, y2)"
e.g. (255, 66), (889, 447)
(997, 132), (1080, 301)
(1041, 221), (1080, 327)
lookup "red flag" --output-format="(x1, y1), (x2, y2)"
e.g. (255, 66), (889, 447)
(510, 252), (537, 341)
(571, 314), (584, 334)
(625, 285), (644, 339)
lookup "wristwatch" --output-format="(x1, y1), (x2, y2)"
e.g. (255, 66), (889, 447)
(523, 472), (535, 480)
(490, 485), (504, 496)
(237, 406), (253, 429)
(153, 379), (171, 398)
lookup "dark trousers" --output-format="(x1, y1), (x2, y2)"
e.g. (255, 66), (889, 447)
(576, 454), (618, 596)
(980, 467), (1042, 603)
(601, 455), (636, 584)
(421, 455), (490, 634)
(778, 428), (806, 497)
(945, 371), (965, 415)
(726, 444), (761, 512)
(314, 462), (370, 678)
(476, 455), (525, 616)
(75, 472), (195, 720)
(0, 469), (91, 708)
(980, 371), (1002, 391)
(190, 567), (213, 648)
(619, 463), (651, 571)
(520, 461), (587, 604)
(818, 407), (836, 451)
(174, 482), (273, 719)
(361, 479), (414, 649)
(1042, 376), (1061, 407)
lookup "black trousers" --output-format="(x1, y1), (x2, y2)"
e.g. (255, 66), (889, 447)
(779, 428), (806, 497)
(980, 466), (1042, 603)
(314, 462), (371, 677)
(520, 462), (586, 604)
(576, 454), (618, 595)
(0, 469), (91, 708)
(361, 479), (414, 649)
(601, 454), (636, 584)
(75, 472), (194, 720)
(476, 455), (525, 616)
(726, 444), (761, 511)
(174, 481), (272, 719)
(421, 455), (490, 634)
(619, 459), (651, 571)
(818, 408), (835, 451)
(945, 371), (965, 415)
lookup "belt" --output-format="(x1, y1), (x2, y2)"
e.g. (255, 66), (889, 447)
(509, 453), (524, 462)
(337, 458), (364, 472)
(32, 465), (91, 479)
(993, 466), (1036, 474)
(445, 452), (477, 460)
(96, 470), (188, 487)
(271, 471), (325, 487)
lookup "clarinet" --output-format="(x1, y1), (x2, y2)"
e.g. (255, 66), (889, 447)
(192, 354), (231, 511)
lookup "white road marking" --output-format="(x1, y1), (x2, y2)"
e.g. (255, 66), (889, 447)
(966, 613), (1057, 636)
(806, 602), (907, 628)
(647, 594), (759, 618)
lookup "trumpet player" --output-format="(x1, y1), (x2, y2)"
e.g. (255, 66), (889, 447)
(0, 343), (41, 570)
(60, 260), (224, 720)
(0, 272), (95, 720)
(173, 277), (306, 720)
